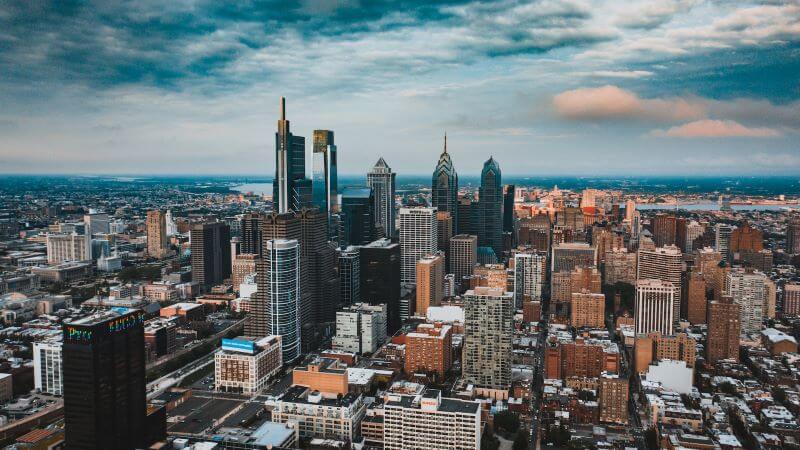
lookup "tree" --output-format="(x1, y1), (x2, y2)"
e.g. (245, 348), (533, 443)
(494, 410), (521, 433)
(481, 427), (500, 450)
(645, 427), (659, 450)
(773, 387), (787, 405)
(719, 381), (739, 396)
(512, 430), (529, 450)
(548, 425), (570, 447)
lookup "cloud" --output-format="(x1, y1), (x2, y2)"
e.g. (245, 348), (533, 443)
(616, 0), (697, 30)
(552, 85), (705, 121)
(573, 70), (654, 79)
(651, 119), (782, 138)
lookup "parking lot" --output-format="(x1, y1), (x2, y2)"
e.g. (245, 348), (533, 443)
(167, 395), (242, 435)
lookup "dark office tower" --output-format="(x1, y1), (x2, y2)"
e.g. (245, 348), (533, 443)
(63, 309), (146, 450)
(675, 217), (687, 252)
(478, 157), (503, 259)
(503, 185), (515, 234)
(788, 216), (800, 254)
(191, 221), (231, 290)
(300, 208), (340, 324)
(312, 130), (338, 232)
(367, 157), (396, 238)
(273, 97), (308, 214)
(240, 213), (263, 256)
(652, 214), (677, 247)
(340, 188), (376, 247)
(339, 246), (360, 306)
(431, 134), (459, 233)
(360, 238), (402, 333)
(437, 211), (453, 266)
(458, 195), (476, 236)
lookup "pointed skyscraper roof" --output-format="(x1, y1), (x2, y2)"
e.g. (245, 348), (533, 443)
(374, 157), (389, 168)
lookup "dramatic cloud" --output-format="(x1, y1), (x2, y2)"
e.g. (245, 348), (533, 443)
(651, 119), (782, 138)
(552, 85), (705, 121)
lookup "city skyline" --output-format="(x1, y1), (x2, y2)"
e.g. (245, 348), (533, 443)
(1, 1), (799, 176)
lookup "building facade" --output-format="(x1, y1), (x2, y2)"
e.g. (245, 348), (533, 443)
(33, 340), (62, 396)
(215, 336), (282, 394)
(367, 157), (396, 238)
(462, 287), (513, 396)
(431, 135), (459, 235)
(635, 279), (676, 336)
(333, 303), (387, 354)
(399, 208), (438, 283)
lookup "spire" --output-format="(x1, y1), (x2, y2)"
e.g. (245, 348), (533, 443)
(280, 96), (286, 121)
(444, 132), (447, 154)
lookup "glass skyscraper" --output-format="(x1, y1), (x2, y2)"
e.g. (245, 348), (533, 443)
(273, 97), (309, 213)
(265, 239), (301, 362)
(431, 134), (458, 233)
(478, 157), (503, 259)
(367, 157), (396, 238)
(340, 188), (376, 247)
(312, 129), (337, 234)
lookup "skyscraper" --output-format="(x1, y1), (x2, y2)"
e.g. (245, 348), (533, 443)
(478, 157), (503, 259)
(450, 234), (477, 289)
(416, 253), (444, 316)
(637, 245), (683, 321)
(360, 239), (402, 333)
(399, 207), (438, 283)
(240, 212), (263, 256)
(312, 129), (338, 232)
(787, 216), (800, 255)
(340, 188), (376, 247)
(462, 287), (513, 395)
(652, 214), (677, 247)
(299, 208), (339, 324)
(273, 97), (309, 213)
(339, 246), (360, 306)
(265, 239), (301, 362)
(726, 268), (767, 337)
(503, 184), (515, 234)
(367, 157), (396, 238)
(431, 134), (458, 233)
(146, 210), (168, 259)
(634, 279), (676, 336)
(707, 296), (740, 363)
(513, 250), (547, 306)
(436, 211), (453, 263)
(714, 223), (734, 261)
(63, 308), (146, 449)
(191, 221), (232, 290)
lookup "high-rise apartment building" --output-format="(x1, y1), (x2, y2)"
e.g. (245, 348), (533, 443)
(262, 239), (301, 361)
(635, 279), (676, 336)
(571, 290), (606, 328)
(63, 308), (146, 449)
(384, 389), (481, 450)
(431, 134), (459, 234)
(360, 239), (402, 333)
(450, 234), (478, 290)
(652, 214), (676, 247)
(551, 242), (596, 272)
(784, 283), (800, 316)
(686, 271), (708, 325)
(339, 246), (360, 306)
(463, 287), (513, 396)
(232, 253), (258, 293)
(33, 340), (62, 396)
(637, 245), (683, 321)
(273, 97), (309, 213)
(707, 296), (741, 362)
(513, 250), (547, 305)
(592, 227), (624, 263)
(604, 248), (637, 285)
(715, 223), (734, 261)
(367, 157), (396, 238)
(190, 221), (232, 290)
(726, 268), (767, 337)
(333, 303), (387, 354)
(416, 253), (444, 315)
(146, 210), (168, 259)
(311, 129), (338, 231)
(787, 217), (800, 255)
(599, 376), (628, 425)
(730, 222), (764, 255)
(684, 220), (704, 253)
(404, 323), (453, 377)
(477, 157), (503, 259)
(399, 207), (438, 283)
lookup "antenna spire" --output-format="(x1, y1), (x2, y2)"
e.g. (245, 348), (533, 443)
(444, 132), (447, 154)
(280, 96), (286, 121)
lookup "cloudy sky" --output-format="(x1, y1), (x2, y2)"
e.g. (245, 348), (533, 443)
(1, 0), (799, 176)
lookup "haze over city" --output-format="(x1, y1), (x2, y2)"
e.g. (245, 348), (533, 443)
(1, 1), (799, 175)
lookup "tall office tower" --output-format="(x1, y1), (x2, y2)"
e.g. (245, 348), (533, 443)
(340, 188), (376, 247)
(436, 211), (453, 262)
(360, 239), (402, 333)
(165, 210), (177, 236)
(240, 213), (263, 256)
(63, 309), (146, 449)
(146, 210), (168, 259)
(232, 253), (258, 292)
(726, 268), (767, 337)
(517, 214), (551, 252)
(33, 340), (63, 396)
(399, 207), (438, 283)
(431, 134), (458, 233)
(730, 222), (764, 254)
(261, 239), (301, 361)
(513, 250), (547, 305)
(634, 279), (676, 336)
(787, 216), (800, 254)
(190, 221), (232, 290)
(333, 303), (387, 354)
(503, 184), (515, 234)
(707, 296), (741, 363)
(457, 195), (476, 236)
(367, 157), (396, 238)
(714, 223), (734, 261)
(311, 130), (338, 230)
(339, 246), (360, 306)
(463, 287), (513, 396)
(450, 234), (477, 290)
(273, 97), (308, 213)
(46, 233), (87, 263)
(299, 208), (339, 324)
(637, 245), (683, 321)
(603, 248), (637, 285)
(784, 283), (800, 316)
(685, 271), (707, 325)
(477, 157), (503, 259)
(571, 291), (605, 328)
(416, 253), (444, 315)
(551, 242), (597, 272)
(684, 220), (704, 253)
(764, 278), (777, 320)
(652, 213), (676, 247)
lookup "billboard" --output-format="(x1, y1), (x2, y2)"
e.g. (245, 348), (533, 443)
(222, 338), (255, 354)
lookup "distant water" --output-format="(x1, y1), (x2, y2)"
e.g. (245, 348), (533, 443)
(637, 203), (798, 212)
(233, 183), (272, 196)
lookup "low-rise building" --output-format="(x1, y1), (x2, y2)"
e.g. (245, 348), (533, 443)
(268, 385), (366, 443)
(215, 336), (282, 394)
